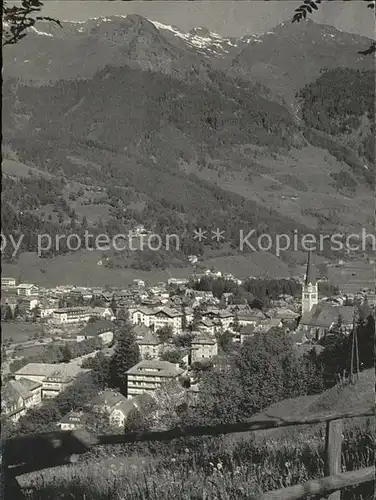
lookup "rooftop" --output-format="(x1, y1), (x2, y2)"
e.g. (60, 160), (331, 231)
(93, 390), (126, 408)
(127, 360), (184, 377)
(14, 362), (90, 381)
(79, 319), (115, 337)
(300, 304), (355, 328)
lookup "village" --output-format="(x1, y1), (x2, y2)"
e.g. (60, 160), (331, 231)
(1, 253), (375, 433)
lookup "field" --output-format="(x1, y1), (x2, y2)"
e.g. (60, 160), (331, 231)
(328, 261), (375, 294)
(1, 250), (308, 288)
(2, 322), (40, 343)
(2, 158), (52, 179)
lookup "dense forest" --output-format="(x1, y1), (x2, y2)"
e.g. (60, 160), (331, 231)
(299, 68), (375, 186)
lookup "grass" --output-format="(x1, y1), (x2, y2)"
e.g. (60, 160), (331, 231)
(2, 249), (302, 288)
(2, 322), (40, 342)
(327, 261), (375, 294)
(18, 421), (374, 500)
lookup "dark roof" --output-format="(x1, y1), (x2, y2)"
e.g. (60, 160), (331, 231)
(94, 390), (126, 408)
(304, 250), (316, 286)
(79, 319), (115, 337)
(300, 304), (355, 328)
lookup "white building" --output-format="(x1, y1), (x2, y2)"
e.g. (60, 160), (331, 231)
(14, 362), (90, 399)
(130, 306), (183, 334)
(16, 284), (38, 296)
(76, 319), (115, 346)
(127, 360), (184, 398)
(191, 335), (218, 364)
(138, 331), (162, 360)
(1, 277), (16, 288)
(50, 307), (93, 325)
(57, 411), (84, 431)
(1, 377), (42, 422)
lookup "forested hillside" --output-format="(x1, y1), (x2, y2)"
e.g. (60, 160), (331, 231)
(2, 17), (375, 267)
(299, 68), (375, 186)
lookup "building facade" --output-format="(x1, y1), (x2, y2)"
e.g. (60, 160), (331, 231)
(127, 360), (183, 398)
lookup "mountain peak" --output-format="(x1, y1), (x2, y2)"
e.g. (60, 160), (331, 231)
(189, 26), (212, 37)
(120, 14), (158, 31)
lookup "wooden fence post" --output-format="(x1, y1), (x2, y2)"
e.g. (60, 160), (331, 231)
(324, 419), (343, 500)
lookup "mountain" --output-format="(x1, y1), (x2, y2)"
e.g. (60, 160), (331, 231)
(4, 16), (373, 96)
(2, 16), (375, 267)
(3, 15), (214, 84)
(227, 19), (373, 107)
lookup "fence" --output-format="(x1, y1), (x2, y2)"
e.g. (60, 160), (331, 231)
(2, 406), (375, 500)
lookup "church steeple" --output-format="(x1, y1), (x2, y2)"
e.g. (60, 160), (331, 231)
(302, 250), (318, 315)
(304, 249), (316, 286)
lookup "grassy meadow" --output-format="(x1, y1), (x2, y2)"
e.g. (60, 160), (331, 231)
(18, 423), (374, 500)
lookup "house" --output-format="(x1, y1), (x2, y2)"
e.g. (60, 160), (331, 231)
(92, 390), (139, 428)
(57, 411), (84, 431)
(133, 324), (153, 341)
(132, 279), (145, 288)
(90, 307), (116, 321)
(39, 302), (56, 319)
(76, 319), (115, 346)
(1, 377), (42, 422)
(138, 331), (162, 360)
(130, 306), (183, 334)
(50, 307), (93, 324)
(222, 292), (233, 306)
(16, 284), (38, 296)
(237, 310), (265, 328)
(13, 362), (90, 399)
(201, 309), (234, 330)
(191, 334), (218, 364)
(151, 307), (183, 333)
(109, 399), (138, 428)
(298, 304), (355, 340)
(254, 318), (283, 333)
(196, 318), (216, 337)
(1, 277), (16, 288)
(127, 360), (184, 398)
(93, 390), (126, 413)
(168, 278), (189, 286)
(17, 297), (39, 313)
(272, 308), (300, 322)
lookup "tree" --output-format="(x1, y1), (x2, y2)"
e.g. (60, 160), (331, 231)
(232, 313), (241, 333)
(156, 325), (174, 344)
(110, 321), (140, 395)
(82, 352), (111, 389)
(110, 295), (117, 316)
(216, 329), (233, 352)
(3, 305), (13, 321)
(191, 328), (311, 425)
(55, 372), (99, 416)
(13, 303), (21, 319)
(173, 332), (194, 348)
(60, 343), (72, 363)
(31, 305), (41, 322)
(2, 0), (61, 46)
(17, 403), (61, 435)
(352, 312), (375, 371)
(161, 349), (183, 364)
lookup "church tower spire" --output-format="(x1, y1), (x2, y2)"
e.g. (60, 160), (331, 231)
(302, 250), (318, 314)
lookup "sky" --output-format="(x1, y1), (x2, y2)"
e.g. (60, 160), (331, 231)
(39, 1), (374, 38)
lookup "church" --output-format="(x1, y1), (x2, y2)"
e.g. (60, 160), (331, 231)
(296, 252), (355, 342)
